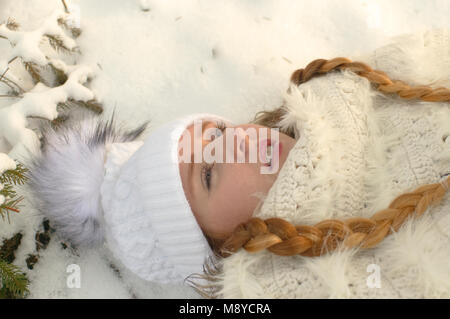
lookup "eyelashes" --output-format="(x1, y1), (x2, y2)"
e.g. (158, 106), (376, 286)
(216, 120), (227, 133)
(201, 121), (226, 192)
(201, 162), (214, 191)
(211, 120), (227, 140)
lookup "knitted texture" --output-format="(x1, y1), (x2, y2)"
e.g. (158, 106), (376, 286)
(100, 113), (230, 284)
(213, 29), (450, 298)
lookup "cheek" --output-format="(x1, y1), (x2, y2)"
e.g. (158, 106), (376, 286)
(206, 164), (275, 238)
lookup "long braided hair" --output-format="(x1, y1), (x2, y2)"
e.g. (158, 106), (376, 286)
(218, 57), (450, 258)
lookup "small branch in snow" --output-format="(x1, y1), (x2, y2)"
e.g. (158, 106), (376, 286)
(0, 79), (20, 95)
(0, 67), (8, 82)
(61, 0), (69, 14)
(0, 95), (22, 98)
(66, 98), (103, 114)
(3, 206), (19, 213)
(7, 56), (17, 64)
(57, 17), (81, 38)
(0, 7), (102, 160)
(23, 62), (43, 85)
(6, 18), (19, 31)
(45, 34), (78, 54)
(282, 56), (292, 64)
(0, 74), (25, 94)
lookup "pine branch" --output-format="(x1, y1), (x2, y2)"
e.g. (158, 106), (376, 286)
(0, 95), (21, 98)
(6, 18), (19, 31)
(48, 63), (68, 86)
(58, 0), (81, 37)
(71, 28), (82, 39)
(1, 9), (100, 171)
(44, 34), (75, 54)
(61, 0), (69, 14)
(0, 66), (9, 82)
(0, 163), (27, 222)
(57, 101), (71, 111)
(0, 259), (29, 299)
(0, 68), (17, 93)
(0, 182), (15, 197)
(29, 113), (70, 129)
(0, 197), (23, 223)
(0, 163), (28, 186)
(0, 78), (20, 95)
(0, 74), (25, 94)
(50, 114), (69, 129)
(57, 17), (82, 38)
(23, 61), (42, 85)
(67, 98), (104, 114)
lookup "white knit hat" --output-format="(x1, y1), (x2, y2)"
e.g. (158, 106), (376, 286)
(100, 113), (232, 284)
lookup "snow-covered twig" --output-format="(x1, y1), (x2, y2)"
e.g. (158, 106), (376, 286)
(0, 9), (77, 71)
(0, 64), (94, 156)
(0, 4), (101, 158)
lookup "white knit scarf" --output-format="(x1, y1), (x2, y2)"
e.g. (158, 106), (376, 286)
(201, 28), (450, 298)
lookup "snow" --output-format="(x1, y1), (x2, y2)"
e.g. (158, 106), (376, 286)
(0, 0), (449, 298)
(0, 152), (16, 174)
(0, 63), (95, 157)
(0, 9), (77, 68)
(0, 6), (94, 158)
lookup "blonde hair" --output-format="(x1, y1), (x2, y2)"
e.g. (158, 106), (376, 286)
(219, 57), (450, 258)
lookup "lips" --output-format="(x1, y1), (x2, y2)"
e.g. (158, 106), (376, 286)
(260, 138), (282, 167)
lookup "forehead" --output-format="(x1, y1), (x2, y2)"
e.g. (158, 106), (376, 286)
(184, 120), (215, 135)
(179, 120), (218, 150)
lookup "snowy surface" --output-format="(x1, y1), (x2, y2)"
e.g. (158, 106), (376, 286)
(0, 0), (449, 298)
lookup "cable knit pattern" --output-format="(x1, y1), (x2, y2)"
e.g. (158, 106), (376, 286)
(99, 114), (231, 284)
(101, 140), (193, 283)
(100, 141), (162, 278)
(213, 29), (450, 298)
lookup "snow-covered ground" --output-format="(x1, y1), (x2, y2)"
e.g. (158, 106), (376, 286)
(0, 0), (449, 298)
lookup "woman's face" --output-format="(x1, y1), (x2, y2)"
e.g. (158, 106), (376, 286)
(178, 120), (296, 240)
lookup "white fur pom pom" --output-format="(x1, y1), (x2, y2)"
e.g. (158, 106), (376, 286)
(27, 115), (147, 247)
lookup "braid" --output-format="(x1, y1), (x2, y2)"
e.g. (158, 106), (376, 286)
(222, 56), (450, 258)
(220, 176), (450, 257)
(252, 57), (450, 137)
(290, 57), (450, 102)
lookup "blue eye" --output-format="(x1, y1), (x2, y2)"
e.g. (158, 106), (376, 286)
(210, 121), (226, 141)
(209, 128), (222, 141)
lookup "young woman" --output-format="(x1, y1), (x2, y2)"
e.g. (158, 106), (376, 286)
(28, 28), (450, 297)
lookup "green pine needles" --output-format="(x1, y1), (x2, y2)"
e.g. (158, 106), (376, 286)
(0, 163), (30, 298)
(0, 163), (27, 223)
(0, 259), (29, 298)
